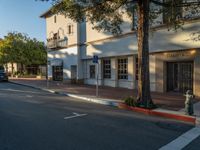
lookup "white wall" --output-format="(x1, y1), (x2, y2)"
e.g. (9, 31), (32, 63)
(84, 21), (200, 59)
(48, 47), (78, 79)
(84, 56), (135, 89)
(46, 14), (78, 45)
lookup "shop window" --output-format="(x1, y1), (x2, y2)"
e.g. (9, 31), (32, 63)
(135, 57), (138, 80)
(90, 65), (95, 79)
(103, 59), (111, 79)
(118, 58), (128, 80)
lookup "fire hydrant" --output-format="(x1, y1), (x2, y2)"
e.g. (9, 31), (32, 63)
(184, 90), (194, 115)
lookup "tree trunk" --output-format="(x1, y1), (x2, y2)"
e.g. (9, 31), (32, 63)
(137, 0), (154, 108)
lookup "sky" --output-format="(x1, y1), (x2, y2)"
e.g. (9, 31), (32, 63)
(0, 0), (52, 42)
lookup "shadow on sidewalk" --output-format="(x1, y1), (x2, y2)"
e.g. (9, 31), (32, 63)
(9, 78), (199, 111)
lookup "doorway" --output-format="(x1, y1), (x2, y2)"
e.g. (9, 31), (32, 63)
(167, 62), (193, 93)
(52, 66), (63, 81)
(71, 65), (77, 83)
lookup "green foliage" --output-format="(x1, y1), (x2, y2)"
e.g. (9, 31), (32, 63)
(0, 32), (47, 66)
(39, 0), (200, 34)
(124, 96), (138, 107)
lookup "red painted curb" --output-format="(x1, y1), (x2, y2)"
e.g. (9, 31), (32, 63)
(118, 103), (196, 124)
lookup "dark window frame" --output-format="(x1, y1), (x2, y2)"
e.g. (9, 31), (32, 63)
(118, 58), (128, 80)
(135, 57), (139, 80)
(90, 65), (96, 79)
(103, 59), (111, 79)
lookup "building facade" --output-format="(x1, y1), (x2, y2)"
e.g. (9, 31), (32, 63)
(41, 6), (200, 97)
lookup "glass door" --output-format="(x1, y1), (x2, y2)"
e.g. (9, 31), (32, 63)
(167, 62), (193, 93)
(52, 66), (63, 81)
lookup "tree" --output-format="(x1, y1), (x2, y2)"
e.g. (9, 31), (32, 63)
(39, 0), (200, 108)
(0, 32), (46, 75)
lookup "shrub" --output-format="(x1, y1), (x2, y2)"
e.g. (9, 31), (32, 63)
(124, 96), (138, 107)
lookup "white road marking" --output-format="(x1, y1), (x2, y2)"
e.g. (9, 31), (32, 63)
(0, 89), (41, 94)
(159, 127), (200, 150)
(26, 95), (33, 98)
(64, 112), (87, 120)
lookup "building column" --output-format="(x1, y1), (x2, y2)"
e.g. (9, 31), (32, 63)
(155, 56), (165, 93)
(128, 56), (134, 89)
(194, 55), (200, 97)
(111, 58), (118, 87)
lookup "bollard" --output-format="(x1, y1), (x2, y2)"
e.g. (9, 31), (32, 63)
(184, 90), (194, 116)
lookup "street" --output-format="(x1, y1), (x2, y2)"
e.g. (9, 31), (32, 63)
(0, 82), (197, 150)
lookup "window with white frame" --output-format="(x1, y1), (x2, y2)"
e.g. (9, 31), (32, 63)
(90, 65), (95, 79)
(103, 59), (111, 79)
(118, 58), (128, 80)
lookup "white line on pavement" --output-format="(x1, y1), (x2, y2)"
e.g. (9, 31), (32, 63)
(64, 112), (87, 120)
(159, 127), (200, 150)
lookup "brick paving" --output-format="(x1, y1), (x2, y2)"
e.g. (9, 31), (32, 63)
(9, 78), (199, 111)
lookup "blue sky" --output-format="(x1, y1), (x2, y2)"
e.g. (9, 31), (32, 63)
(0, 0), (52, 42)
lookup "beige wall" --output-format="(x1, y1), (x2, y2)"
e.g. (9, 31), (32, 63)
(46, 14), (78, 45)
(194, 55), (200, 97)
(86, 12), (132, 43)
(154, 49), (200, 97)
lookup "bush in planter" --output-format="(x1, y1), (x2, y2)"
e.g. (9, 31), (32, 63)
(123, 96), (138, 107)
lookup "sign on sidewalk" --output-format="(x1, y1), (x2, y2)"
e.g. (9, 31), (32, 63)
(93, 55), (99, 64)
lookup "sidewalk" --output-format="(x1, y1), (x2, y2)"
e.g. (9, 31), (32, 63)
(9, 78), (200, 125)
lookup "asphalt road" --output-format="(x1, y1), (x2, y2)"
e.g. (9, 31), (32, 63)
(0, 82), (195, 150)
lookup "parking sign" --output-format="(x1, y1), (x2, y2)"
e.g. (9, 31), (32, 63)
(93, 55), (99, 63)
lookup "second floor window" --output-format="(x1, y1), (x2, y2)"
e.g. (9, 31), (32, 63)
(163, 0), (183, 24)
(67, 24), (73, 35)
(118, 58), (128, 80)
(54, 16), (57, 23)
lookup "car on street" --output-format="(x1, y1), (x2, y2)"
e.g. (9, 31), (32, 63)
(0, 66), (8, 82)
(0, 72), (8, 82)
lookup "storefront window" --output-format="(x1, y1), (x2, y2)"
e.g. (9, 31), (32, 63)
(118, 58), (128, 80)
(103, 59), (111, 79)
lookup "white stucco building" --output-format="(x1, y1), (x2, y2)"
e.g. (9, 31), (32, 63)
(40, 5), (200, 97)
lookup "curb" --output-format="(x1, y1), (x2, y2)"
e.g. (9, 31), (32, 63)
(10, 81), (196, 125)
(9, 81), (120, 107)
(118, 103), (196, 124)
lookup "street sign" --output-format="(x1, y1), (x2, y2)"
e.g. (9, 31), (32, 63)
(93, 55), (99, 63)
(92, 55), (99, 97)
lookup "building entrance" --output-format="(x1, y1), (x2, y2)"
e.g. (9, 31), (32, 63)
(52, 66), (63, 81)
(167, 62), (193, 93)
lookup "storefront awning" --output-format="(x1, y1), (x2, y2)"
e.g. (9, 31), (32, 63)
(51, 59), (63, 66)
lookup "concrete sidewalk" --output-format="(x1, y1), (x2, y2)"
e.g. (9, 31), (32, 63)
(9, 78), (200, 125)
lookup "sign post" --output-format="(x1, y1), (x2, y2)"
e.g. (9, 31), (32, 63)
(93, 55), (99, 97)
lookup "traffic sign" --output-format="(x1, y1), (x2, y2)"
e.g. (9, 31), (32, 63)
(93, 55), (99, 63)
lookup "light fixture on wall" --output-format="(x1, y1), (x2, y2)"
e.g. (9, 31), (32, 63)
(190, 50), (196, 55)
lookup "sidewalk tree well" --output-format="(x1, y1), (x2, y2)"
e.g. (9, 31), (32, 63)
(39, 0), (200, 108)
(0, 32), (47, 75)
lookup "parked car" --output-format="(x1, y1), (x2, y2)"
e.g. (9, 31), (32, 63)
(0, 66), (8, 82)
(0, 72), (8, 82)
